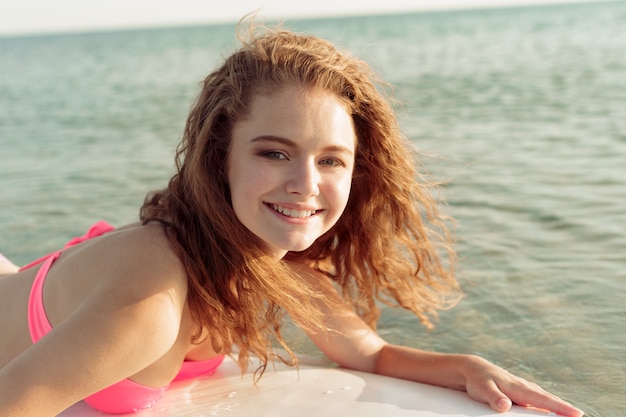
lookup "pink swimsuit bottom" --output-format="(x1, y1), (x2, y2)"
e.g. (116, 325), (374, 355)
(21, 221), (224, 414)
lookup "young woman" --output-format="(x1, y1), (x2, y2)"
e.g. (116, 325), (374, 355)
(0, 27), (584, 417)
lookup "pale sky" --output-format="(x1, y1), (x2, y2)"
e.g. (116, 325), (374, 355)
(0, 0), (611, 37)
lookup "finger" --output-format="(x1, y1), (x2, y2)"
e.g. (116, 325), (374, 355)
(468, 379), (513, 413)
(495, 396), (513, 413)
(505, 381), (584, 417)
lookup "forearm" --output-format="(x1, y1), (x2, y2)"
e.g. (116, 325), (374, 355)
(374, 344), (584, 417)
(374, 343), (479, 391)
(0, 366), (62, 417)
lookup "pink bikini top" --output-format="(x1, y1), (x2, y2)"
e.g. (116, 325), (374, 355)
(21, 221), (224, 414)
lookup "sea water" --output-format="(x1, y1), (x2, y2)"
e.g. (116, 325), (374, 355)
(1, 2), (624, 416)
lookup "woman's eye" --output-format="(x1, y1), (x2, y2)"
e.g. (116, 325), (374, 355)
(319, 158), (343, 167)
(261, 151), (288, 160)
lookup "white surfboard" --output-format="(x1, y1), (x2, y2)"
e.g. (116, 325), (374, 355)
(58, 356), (558, 417)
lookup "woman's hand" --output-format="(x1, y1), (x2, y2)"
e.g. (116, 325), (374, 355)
(288, 261), (584, 417)
(461, 354), (584, 417)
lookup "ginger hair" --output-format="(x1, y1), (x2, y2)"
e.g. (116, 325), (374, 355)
(140, 24), (460, 375)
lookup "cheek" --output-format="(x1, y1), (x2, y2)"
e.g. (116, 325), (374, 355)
(230, 163), (272, 205)
(330, 175), (353, 215)
(227, 160), (251, 210)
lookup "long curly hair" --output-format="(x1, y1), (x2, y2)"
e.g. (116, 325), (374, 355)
(140, 24), (460, 376)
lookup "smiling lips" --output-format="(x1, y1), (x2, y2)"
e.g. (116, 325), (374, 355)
(269, 203), (319, 219)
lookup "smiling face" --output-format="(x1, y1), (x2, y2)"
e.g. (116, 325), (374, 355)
(227, 85), (356, 258)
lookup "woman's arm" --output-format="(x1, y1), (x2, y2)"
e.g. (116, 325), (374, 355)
(0, 289), (181, 416)
(375, 344), (584, 417)
(288, 261), (584, 417)
(0, 227), (188, 417)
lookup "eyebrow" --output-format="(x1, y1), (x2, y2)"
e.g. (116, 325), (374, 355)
(250, 135), (354, 156)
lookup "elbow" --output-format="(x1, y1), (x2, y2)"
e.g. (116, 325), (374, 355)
(332, 338), (388, 373)
(372, 342), (392, 375)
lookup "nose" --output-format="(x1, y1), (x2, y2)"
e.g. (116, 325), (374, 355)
(285, 160), (320, 196)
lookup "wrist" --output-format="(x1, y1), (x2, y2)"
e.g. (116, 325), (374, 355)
(452, 354), (487, 390)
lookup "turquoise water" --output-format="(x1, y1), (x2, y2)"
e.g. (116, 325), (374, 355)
(1, 2), (624, 416)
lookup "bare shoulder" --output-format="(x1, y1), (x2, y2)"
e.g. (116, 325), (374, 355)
(108, 222), (182, 268)
(58, 223), (190, 366)
(95, 222), (188, 296)
(50, 222), (189, 319)
(0, 224), (192, 413)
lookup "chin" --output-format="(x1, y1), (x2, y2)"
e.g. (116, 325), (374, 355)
(263, 235), (319, 256)
(280, 241), (315, 254)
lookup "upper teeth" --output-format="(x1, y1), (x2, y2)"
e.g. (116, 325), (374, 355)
(271, 204), (316, 218)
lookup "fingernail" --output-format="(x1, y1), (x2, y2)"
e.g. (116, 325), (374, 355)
(497, 397), (512, 411)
